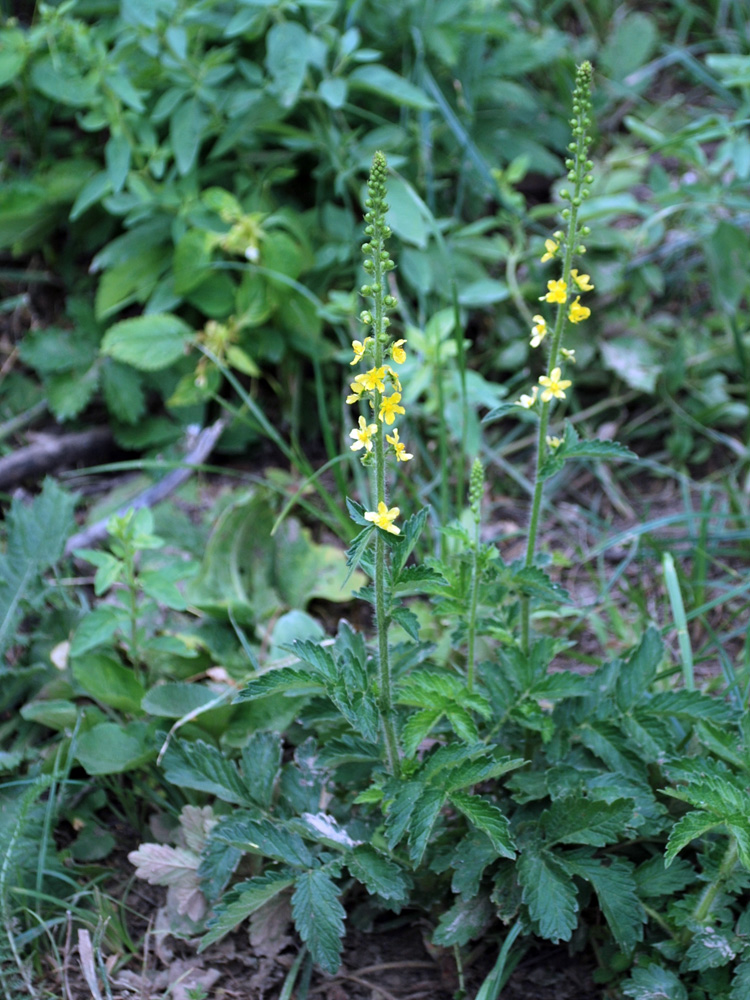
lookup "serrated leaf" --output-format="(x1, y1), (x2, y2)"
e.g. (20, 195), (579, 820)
(432, 892), (493, 947)
(402, 708), (444, 757)
(101, 313), (192, 370)
(731, 957), (750, 1000)
(449, 792), (515, 859)
(211, 815), (313, 868)
(440, 754), (525, 793)
(408, 786), (446, 864)
(542, 797), (633, 847)
(346, 497), (369, 526)
(385, 780), (424, 850)
(102, 360), (146, 424)
(317, 735), (381, 768)
(200, 871), (295, 949)
(0, 479), (76, 657)
(511, 565), (570, 602)
(517, 846), (578, 943)
(128, 842), (199, 885)
(237, 667), (324, 701)
(291, 869), (345, 974)
(347, 845), (412, 901)
(391, 605), (421, 640)
(240, 732), (282, 809)
(616, 627), (664, 710)
(562, 855), (645, 953)
(293, 640), (337, 681)
(665, 811), (722, 866)
(622, 963), (688, 1000)
(294, 812), (360, 850)
(634, 855), (696, 898)
(199, 835), (242, 903)
(646, 689), (732, 722)
(451, 832), (498, 897)
(161, 739), (252, 806)
(684, 927), (736, 971)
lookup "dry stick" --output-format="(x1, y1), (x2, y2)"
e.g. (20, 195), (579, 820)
(0, 427), (114, 492)
(64, 417), (228, 555)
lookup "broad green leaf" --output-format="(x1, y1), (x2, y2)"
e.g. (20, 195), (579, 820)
(385, 175), (431, 249)
(600, 12), (658, 83)
(542, 797), (633, 847)
(75, 721), (153, 775)
(69, 605), (129, 657)
(562, 855), (645, 954)
(318, 77), (347, 109)
(616, 627), (663, 710)
(451, 832), (498, 897)
(102, 360), (146, 424)
(665, 811), (722, 866)
(731, 957), (750, 1000)
(72, 653), (145, 714)
(18, 327), (97, 374)
(200, 871), (295, 949)
(511, 565), (570, 602)
(346, 846), (411, 901)
(101, 313), (193, 371)
(517, 846), (578, 943)
(266, 21), (312, 108)
(385, 780), (424, 849)
(634, 855), (696, 898)
(31, 54), (96, 107)
(199, 836), (242, 903)
(0, 29), (26, 87)
(646, 689), (732, 722)
(402, 708), (443, 757)
(349, 65), (435, 109)
(161, 738), (252, 806)
(621, 963), (688, 1000)
(170, 97), (207, 175)
(46, 366), (99, 421)
(141, 682), (225, 718)
(19, 699), (78, 732)
(174, 229), (214, 294)
(95, 247), (166, 320)
(449, 792), (515, 859)
(291, 869), (346, 974)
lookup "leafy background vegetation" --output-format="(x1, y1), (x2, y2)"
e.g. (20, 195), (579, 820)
(3, 1), (750, 999)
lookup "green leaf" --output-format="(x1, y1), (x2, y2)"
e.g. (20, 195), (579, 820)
(646, 689), (732, 723)
(240, 732), (282, 810)
(265, 21), (312, 108)
(18, 327), (97, 374)
(237, 667), (324, 701)
(349, 65), (435, 109)
(105, 134), (131, 193)
(141, 682), (224, 718)
(31, 53), (96, 107)
(0, 29), (27, 87)
(0, 479), (77, 657)
(200, 871), (295, 949)
(433, 892), (493, 947)
(665, 811), (722, 866)
(291, 869), (346, 974)
(731, 957), (750, 1000)
(101, 313), (193, 371)
(211, 816), (313, 868)
(449, 792), (515, 859)
(634, 855), (696, 898)
(517, 846), (578, 943)
(621, 963), (688, 1000)
(72, 653), (145, 714)
(170, 98), (207, 175)
(402, 708), (443, 757)
(385, 780), (424, 849)
(75, 721), (153, 775)
(102, 360), (146, 424)
(174, 229), (214, 295)
(684, 927), (736, 971)
(562, 855), (645, 954)
(69, 605), (128, 656)
(542, 797), (634, 847)
(161, 739), (252, 806)
(46, 366), (99, 420)
(346, 846), (412, 901)
(391, 605), (421, 640)
(616, 628), (663, 710)
(95, 247), (166, 320)
(293, 640), (337, 682)
(409, 787), (446, 865)
(199, 836), (242, 903)
(511, 565), (570, 602)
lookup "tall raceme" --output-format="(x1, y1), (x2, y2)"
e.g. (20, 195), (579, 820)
(514, 62), (595, 653)
(346, 151), (412, 776)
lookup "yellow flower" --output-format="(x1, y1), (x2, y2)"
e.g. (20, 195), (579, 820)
(350, 337), (372, 365)
(386, 427), (413, 462)
(515, 386), (539, 409)
(355, 366), (388, 393)
(541, 238), (559, 263)
(560, 347), (576, 363)
(570, 269), (594, 292)
(349, 415), (378, 453)
(546, 435), (562, 449)
(346, 381), (366, 405)
(530, 315), (547, 348)
(540, 279), (568, 304)
(364, 501), (401, 535)
(379, 392), (406, 425)
(538, 367), (572, 402)
(391, 339), (407, 364)
(568, 296), (591, 324)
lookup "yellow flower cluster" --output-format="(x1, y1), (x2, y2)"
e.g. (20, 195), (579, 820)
(347, 333), (412, 534)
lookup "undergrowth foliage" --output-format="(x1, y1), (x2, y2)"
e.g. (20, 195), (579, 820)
(4, 46), (750, 1000)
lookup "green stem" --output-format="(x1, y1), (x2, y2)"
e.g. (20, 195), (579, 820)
(690, 836), (738, 926)
(466, 516), (480, 693)
(371, 226), (401, 778)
